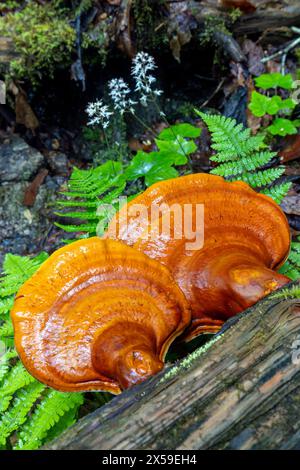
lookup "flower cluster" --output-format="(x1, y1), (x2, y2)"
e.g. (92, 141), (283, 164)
(86, 52), (163, 129)
(131, 52), (162, 106)
(86, 100), (112, 129)
(108, 78), (136, 115)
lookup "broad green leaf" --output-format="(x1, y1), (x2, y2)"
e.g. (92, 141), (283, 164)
(125, 151), (179, 186)
(145, 166), (178, 186)
(255, 73), (294, 90)
(249, 92), (295, 117)
(155, 136), (194, 163)
(249, 92), (281, 117)
(266, 118), (298, 136)
(158, 123), (201, 140)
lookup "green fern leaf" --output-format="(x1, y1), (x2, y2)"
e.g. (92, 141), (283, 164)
(261, 182), (291, 204)
(232, 167), (285, 188)
(55, 199), (99, 208)
(0, 252), (48, 297)
(0, 350), (17, 384)
(197, 112), (264, 161)
(271, 285), (300, 300)
(199, 111), (290, 203)
(54, 222), (98, 234)
(0, 381), (45, 447)
(0, 362), (35, 413)
(15, 390), (84, 450)
(54, 210), (100, 220)
(0, 315), (14, 338)
(0, 297), (14, 316)
(41, 406), (79, 445)
(279, 239), (300, 280)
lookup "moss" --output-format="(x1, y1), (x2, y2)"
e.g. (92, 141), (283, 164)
(228, 8), (242, 23)
(133, 0), (168, 50)
(199, 15), (230, 46)
(0, 1), (75, 84)
(0, 1), (19, 13)
(82, 21), (109, 67)
(159, 334), (223, 384)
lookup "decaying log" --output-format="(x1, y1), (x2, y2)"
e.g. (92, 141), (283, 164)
(46, 281), (300, 450)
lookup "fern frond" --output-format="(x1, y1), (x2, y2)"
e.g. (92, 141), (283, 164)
(54, 210), (100, 220)
(0, 362), (35, 413)
(55, 160), (127, 238)
(0, 252), (48, 297)
(199, 111), (290, 203)
(15, 390), (84, 450)
(197, 112), (264, 161)
(41, 406), (79, 444)
(280, 239), (300, 280)
(54, 222), (98, 234)
(232, 167), (285, 188)
(55, 199), (99, 208)
(0, 315), (13, 338)
(0, 381), (45, 447)
(271, 285), (300, 300)
(0, 251), (85, 449)
(261, 182), (291, 204)
(0, 297), (14, 316)
(0, 350), (17, 384)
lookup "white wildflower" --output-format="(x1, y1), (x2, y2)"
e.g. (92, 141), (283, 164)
(131, 52), (162, 105)
(86, 99), (112, 129)
(108, 78), (136, 115)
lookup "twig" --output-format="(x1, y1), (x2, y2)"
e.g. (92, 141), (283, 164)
(200, 78), (226, 108)
(261, 35), (300, 66)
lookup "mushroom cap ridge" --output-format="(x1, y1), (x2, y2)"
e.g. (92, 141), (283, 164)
(11, 238), (191, 393)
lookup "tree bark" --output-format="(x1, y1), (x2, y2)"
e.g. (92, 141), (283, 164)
(46, 282), (300, 450)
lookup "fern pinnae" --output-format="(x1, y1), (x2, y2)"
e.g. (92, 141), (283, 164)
(0, 362), (36, 413)
(199, 111), (290, 204)
(261, 182), (292, 204)
(271, 285), (300, 300)
(55, 199), (99, 208)
(0, 381), (45, 447)
(279, 238), (300, 280)
(0, 315), (14, 338)
(197, 112), (264, 159)
(15, 390), (84, 450)
(0, 297), (14, 316)
(0, 253), (48, 297)
(54, 210), (100, 220)
(232, 167), (285, 188)
(42, 406), (79, 444)
(0, 350), (17, 384)
(54, 221), (98, 234)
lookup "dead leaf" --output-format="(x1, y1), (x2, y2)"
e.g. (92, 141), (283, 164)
(281, 195), (300, 216)
(279, 135), (300, 163)
(243, 39), (265, 76)
(23, 169), (48, 207)
(167, 2), (193, 62)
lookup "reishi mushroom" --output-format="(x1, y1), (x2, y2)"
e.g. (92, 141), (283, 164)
(105, 173), (291, 340)
(11, 238), (190, 393)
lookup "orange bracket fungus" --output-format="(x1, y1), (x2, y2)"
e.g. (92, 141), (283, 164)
(11, 238), (190, 393)
(105, 173), (291, 340)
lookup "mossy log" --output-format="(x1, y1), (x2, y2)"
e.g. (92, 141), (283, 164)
(116, 0), (300, 60)
(46, 281), (300, 450)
